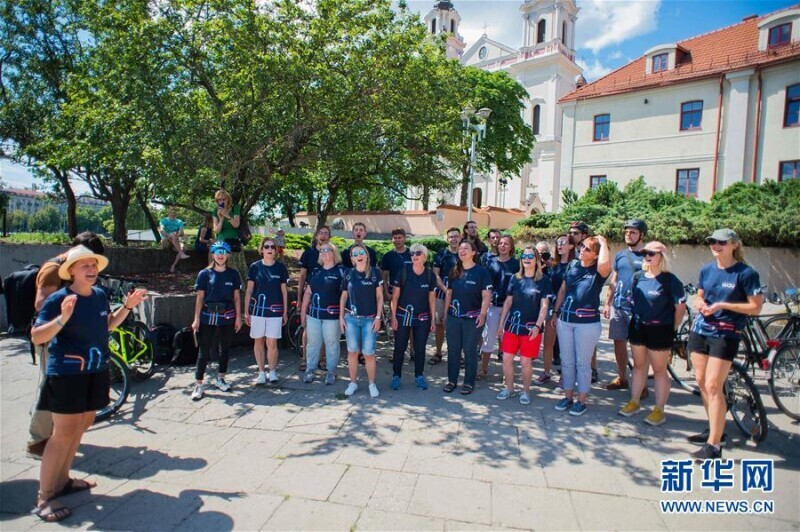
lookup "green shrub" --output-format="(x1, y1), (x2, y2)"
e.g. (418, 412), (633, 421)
(0, 232), (77, 245)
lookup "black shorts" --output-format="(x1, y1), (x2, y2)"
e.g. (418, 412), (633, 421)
(37, 371), (109, 414)
(628, 321), (674, 351)
(687, 332), (739, 361)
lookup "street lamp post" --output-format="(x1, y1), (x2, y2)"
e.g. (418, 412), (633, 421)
(460, 106), (492, 221)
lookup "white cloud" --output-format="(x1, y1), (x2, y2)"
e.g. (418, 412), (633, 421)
(608, 50), (623, 60)
(576, 0), (661, 54)
(576, 57), (612, 80)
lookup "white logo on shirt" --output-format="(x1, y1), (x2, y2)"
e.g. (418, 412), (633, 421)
(721, 283), (736, 289)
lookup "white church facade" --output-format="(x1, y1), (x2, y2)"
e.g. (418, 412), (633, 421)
(406, 0), (582, 215)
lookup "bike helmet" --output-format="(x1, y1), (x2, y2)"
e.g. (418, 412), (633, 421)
(569, 221), (590, 234)
(210, 241), (232, 254)
(624, 218), (648, 236)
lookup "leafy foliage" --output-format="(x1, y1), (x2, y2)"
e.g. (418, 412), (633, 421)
(513, 177), (800, 247)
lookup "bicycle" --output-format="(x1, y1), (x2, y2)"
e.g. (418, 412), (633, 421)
(95, 352), (130, 422)
(101, 275), (156, 381)
(768, 339), (800, 421)
(760, 288), (800, 341)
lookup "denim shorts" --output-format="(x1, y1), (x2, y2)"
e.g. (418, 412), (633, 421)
(344, 313), (378, 355)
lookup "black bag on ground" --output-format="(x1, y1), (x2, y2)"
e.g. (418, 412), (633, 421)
(151, 323), (177, 364)
(171, 326), (199, 366)
(2, 264), (40, 333)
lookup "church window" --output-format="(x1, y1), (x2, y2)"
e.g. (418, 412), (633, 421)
(431, 19), (436, 34)
(532, 105), (541, 135)
(536, 20), (546, 44)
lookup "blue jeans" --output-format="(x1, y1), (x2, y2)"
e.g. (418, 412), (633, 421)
(556, 320), (602, 395)
(344, 314), (378, 355)
(306, 317), (340, 373)
(446, 316), (484, 387)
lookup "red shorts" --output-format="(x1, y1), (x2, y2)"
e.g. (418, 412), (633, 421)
(500, 331), (542, 359)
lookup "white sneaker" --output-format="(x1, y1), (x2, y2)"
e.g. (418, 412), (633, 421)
(255, 372), (267, 385)
(215, 378), (232, 392)
(369, 383), (380, 398)
(268, 370), (279, 383)
(191, 383), (204, 401)
(344, 382), (359, 396)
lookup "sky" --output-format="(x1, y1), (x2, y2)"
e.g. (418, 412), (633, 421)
(3, 0), (797, 191)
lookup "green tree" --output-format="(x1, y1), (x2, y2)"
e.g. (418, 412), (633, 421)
(28, 204), (62, 232)
(8, 209), (30, 232)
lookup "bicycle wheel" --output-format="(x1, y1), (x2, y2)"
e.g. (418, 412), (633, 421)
(768, 341), (800, 421)
(725, 361), (768, 444)
(667, 337), (700, 396)
(761, 315), (792, 340)
(286, 309), (302, 351)
(111, 322), (155, 381)
(96, 353), (130, 423)
(293, 323), (305, 357)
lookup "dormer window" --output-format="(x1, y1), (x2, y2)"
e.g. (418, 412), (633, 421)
(652, 53), (668, 73)
(768, 23), (791, 47)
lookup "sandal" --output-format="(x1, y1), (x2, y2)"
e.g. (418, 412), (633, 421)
(460, 385), (474, 395)
(299, 360), (307, 372)
(428, 354), (443, 366)
(57, 478), (96, 497)
(476, 370), (488, 381)
(443, 382), (456, 393)
(32, 498), (71, 523)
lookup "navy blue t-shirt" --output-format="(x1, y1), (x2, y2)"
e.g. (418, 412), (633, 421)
(448, 265), (493, 319)
(549, 262), (569, 296)
(559, 261), (608, 324)
(37, 287), (110, 376)
(693, 261), (762, 338)
(480, 251), (498, 267)
(196, 267), (242, 326)
(613, 250), (646, 311)
(487, 257), (519, 307)
(341, 244), (378, 269)
(341, 266), (383, 317)
(632, 273), (686, 326)
(307, 265), (345, 320)
(381, 248), (412, 291)
(433, 248), (459, 301)
(247, 260), (289, 318)
(504, 276), (553, 335)
(392, 267), (436, 326)
(299, 247), (321, 276)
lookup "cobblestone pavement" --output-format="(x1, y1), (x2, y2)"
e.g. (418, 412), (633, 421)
(1, 331), (798, 531)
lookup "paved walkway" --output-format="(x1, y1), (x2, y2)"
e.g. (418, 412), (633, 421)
(1, 332), (798, 531)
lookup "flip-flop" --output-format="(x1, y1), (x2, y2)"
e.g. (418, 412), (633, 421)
(443, 382), (456, 393)
(460, 385), (474, 395)
(57, 478), (96, 497)
(428, 354), (443, 366)
(32, 498), (71, 523)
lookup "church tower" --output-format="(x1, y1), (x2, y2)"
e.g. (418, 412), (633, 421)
(423, 1), (466, 59)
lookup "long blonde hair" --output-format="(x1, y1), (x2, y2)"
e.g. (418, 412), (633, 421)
(516, 247), (543, 281)
(214, 189), (232, 210)
(317, 242), (342, 266)
(349, 243), (371, 270)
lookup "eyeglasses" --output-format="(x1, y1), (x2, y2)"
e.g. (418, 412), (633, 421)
(351, 250), (366, 257)
(320, 247), (332, 253)
(644, 251), (660, 257)
(411, 251), (425, 257)
(263, 244), (276, 250)
(707, 239), (729, 246)
(520, 253), (536, 260)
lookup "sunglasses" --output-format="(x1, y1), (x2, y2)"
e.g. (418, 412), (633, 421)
(569, 230), (582, 235)
(351, 250), (366, 257)
(520, 253), (536, 260)
(320, 247), (332, 253)
(579, 244), (595, 252)
(263, 244), (276, 250)
(411, 250), (426, 257)
(707, 239), (729, 246)
(644, 251), (660, 257)
(556, 240), (568, 246)
(213, 250), (229, 255)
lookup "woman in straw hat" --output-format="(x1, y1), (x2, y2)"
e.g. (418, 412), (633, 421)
(30, 245), (147, 522)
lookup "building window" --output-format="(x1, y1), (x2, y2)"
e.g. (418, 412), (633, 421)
(593, 114), (610, 141)
(680, 100), (703, 130)
(562, 21), (567, 44)
(472, 187), (482, 209)
(589, 175), (607, 190)
(431, 19), (436, 34)
(652, 53), (668, 73)
(768, 23), (792, 48)
(676, 168), (699, 197)
(536, 20), (546, 44)
(450, 19), (455, 33)
(780, 160), (800, 181)
(785, 84), (800, 127)
(532, 105), (541, 135)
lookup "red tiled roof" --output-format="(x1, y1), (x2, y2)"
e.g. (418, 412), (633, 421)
(561, 7), (800, 103)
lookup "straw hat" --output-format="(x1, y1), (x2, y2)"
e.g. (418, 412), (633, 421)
(58, 245), (109, 280)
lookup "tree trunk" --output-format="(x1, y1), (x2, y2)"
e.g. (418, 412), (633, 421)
(110, 185), (130, 246)
(51, 168), (78, 238)
(136, 191), (161, 243)
(458, 162), (470, 207)
(315, 187), (339, 230)
(283, 201), (296, 227)
(345, 189), (354, 211)
(422, 184), (430, 211)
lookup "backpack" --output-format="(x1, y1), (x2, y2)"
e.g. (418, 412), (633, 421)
(2, 264), (40, 333)
(171, 326), (199, 366)
(151, 323), (177, 364)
